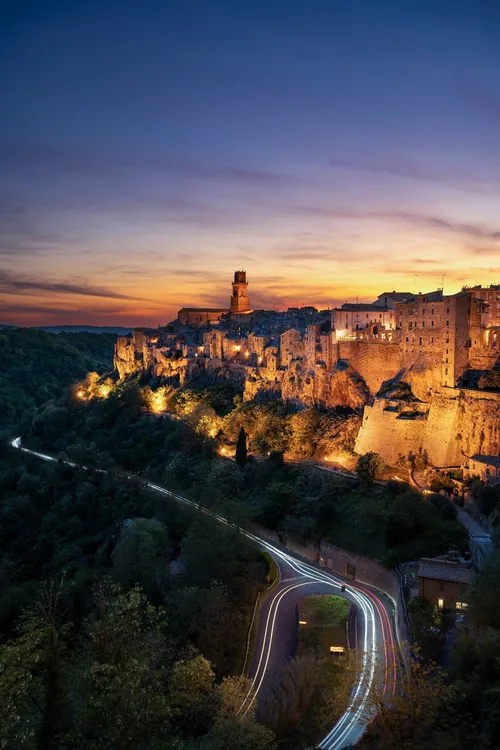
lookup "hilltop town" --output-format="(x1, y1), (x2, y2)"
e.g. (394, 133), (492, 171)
(114, 270), (500, 473)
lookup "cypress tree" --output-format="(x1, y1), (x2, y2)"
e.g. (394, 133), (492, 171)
(235, 427), (247, 468)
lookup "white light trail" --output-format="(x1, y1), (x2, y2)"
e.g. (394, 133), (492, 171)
(10, 436), (398, 750)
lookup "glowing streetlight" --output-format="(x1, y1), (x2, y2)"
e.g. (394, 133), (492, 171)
(76, 390), (85, 400)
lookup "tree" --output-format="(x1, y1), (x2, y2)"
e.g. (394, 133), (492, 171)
(111, 518), (169, 600)
(478, 370), (500, 391)
(467, 551), (500, 628)
(169, 654), (217, 736)
(0, 577), (72, 750)
(235, 427), (248, 468)
(356, 452), (384, 483)
(63, 580), (172, 750)
(358, 657), (478, 750)
(260, 653), (350, 747)
(193, 716), (277, 750)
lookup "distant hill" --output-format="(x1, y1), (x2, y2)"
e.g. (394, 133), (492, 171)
(34, 325), (133, 335)
(0, 324), (133, 334)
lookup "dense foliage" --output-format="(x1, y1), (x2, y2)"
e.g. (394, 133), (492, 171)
(0, 329), (116, 433)
(0, 333), (487, 750)
(0, 445), (274, 748)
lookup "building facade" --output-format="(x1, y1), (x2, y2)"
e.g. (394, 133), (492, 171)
(418, 558), (474, 610)
(230, 270), (251, 314)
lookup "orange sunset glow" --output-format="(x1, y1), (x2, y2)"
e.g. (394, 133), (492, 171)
(2, 2), (499, 327)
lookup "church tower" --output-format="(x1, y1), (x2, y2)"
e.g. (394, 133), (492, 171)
(230, 270), (251, 314)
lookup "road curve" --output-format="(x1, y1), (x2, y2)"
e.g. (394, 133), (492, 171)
(10, 437), (400, 750)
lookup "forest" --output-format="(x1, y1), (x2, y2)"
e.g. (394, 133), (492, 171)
(2, 328), (500, 749)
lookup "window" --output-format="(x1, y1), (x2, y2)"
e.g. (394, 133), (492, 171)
(456, 601), (468, 610)
(422, 321), (425, 327)
(431, 308), (434, 315)
(431, 320), (434, 327)
(419, 337), (422, 345)
(438, 598), (444, 608)
(446, 320), (450, 327)
(405, 337), (409, 343)
(438, 582), (445, 592)
(445, 368), (448, 375)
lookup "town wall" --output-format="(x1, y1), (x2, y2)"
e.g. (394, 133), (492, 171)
(355, 400), (429, 466)
(356, 388), (500, 467)
(337, 341), (401, 394)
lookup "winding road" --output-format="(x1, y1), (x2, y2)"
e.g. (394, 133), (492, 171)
(10, 436), (401, 749)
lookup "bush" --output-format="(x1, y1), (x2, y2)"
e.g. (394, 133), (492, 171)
(356, 452), (384, 483)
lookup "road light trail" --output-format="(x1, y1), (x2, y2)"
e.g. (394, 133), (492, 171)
(10, 437), (401, 749)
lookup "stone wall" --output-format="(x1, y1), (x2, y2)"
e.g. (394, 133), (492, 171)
(355, 388), (500, 467)
(355, 400), (430, 465)
(337, 341), (401, 394)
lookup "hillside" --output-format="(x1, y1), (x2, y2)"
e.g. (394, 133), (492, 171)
(0, 328), (116, 433)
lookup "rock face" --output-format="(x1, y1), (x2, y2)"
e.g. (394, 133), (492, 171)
(114, 328), (500, 470)
(281, 360), (369, 410)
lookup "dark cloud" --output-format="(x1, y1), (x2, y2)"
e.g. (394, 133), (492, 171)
(0, 271), (141, 300)
(0, 141), (306, 188)
(329, 158), (499, 192)
(272, 204), (500, 243)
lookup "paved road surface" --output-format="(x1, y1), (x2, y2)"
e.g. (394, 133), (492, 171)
(10, 436), (401, 750)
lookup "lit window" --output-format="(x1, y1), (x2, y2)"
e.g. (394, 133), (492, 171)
(438, 599), (444, 608)
(456, 602), (468, 610)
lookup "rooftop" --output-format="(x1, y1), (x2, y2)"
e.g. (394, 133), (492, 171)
(470, 454), (500, 468)
(376, 291), (413, 300)
(335, 303), (392, 312)
(178, 307), (230, 313)
(418, 558), (475, 585)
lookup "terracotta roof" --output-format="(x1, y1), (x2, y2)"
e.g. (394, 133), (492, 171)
(418, 558), (474, 585)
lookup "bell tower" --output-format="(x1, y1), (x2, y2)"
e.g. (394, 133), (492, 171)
(230, 270), (251, 314)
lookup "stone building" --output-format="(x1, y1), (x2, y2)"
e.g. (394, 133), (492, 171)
(396, 290), (470, 390)
(230, 270), (251, 314)
(418, 558), (474, 611)
(462, 455), (500, 486)
(177, 269), (251, 326)
(177, 307), (229, 327)
(373, 291), (414, 309)
(466, 284), (500, 326)
(280, 328), (303, 367)
(331, 303), (396, 339)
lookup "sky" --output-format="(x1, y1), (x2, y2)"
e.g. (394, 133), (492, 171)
(1, 0), (500, 326)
